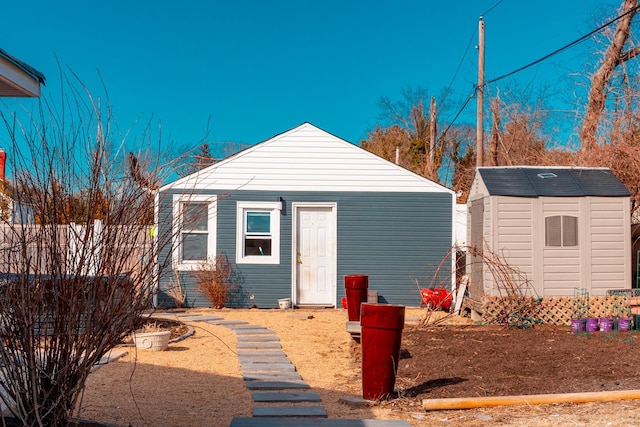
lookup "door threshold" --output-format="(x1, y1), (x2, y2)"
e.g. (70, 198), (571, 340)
(294, 304), (336, 310)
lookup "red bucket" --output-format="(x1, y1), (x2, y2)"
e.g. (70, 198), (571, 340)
(420, 288), (453, 311)
(345, 274), (368, 321)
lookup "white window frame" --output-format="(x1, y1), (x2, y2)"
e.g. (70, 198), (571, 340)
(172, 194), (217, 271)
(236, 201), (280, 265)
(545, 215), (578, 248)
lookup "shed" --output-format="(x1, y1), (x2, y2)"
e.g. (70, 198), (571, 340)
(467, 166), (632, 298)
(155, 123), (456, 308)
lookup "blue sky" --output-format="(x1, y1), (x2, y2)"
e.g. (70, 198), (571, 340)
(0, 1), (625, 157)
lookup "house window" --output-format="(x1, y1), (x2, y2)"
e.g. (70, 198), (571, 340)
(173, 195), (216, 270)
(545, 215), (578, 247)
(236, 202), (280, 264)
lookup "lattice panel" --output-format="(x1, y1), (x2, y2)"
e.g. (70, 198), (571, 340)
(479, 296), (631, 326)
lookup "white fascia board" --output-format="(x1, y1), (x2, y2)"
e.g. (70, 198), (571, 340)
(0, 57), (40, 97)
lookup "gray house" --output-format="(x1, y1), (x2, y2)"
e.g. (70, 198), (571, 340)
(467, 166), (631, 298)
(155, 123), (456, 308)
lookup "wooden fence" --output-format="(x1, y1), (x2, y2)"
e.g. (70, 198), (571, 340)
(0, 222), (153, 277)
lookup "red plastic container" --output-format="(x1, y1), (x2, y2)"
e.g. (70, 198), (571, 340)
(344, 274), (368, 321)
(360, 303), (405, 400)
(420, 288), (453, 311)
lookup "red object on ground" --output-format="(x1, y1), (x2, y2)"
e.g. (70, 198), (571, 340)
(421, 288), (453, 311)
(341, 297), (348, 309)
(344, 274), (368, 321)
(360, 303), (405, 401)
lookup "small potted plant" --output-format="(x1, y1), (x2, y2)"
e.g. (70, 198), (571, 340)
(132, 321), (171, 351)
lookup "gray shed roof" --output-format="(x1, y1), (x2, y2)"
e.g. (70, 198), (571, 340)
(478, 167), (631, 197)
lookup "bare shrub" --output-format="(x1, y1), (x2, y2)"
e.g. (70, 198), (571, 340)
(167, 270), (187, 308)
(417, 245), (541, 328)
(194, 252), (237, 308)
(465, 244), (542, 327)
(0, 80), (174, 425)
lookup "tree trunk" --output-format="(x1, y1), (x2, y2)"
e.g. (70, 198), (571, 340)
(490, 97), (501, 166)
(580, 0), (639, 152)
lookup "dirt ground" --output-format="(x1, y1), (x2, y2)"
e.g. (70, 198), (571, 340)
(76, 308), (640, 427)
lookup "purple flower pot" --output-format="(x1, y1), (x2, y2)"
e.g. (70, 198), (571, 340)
(599, 317), (614, 332)
(571, 318), (586, 333)
(586, 318), (599, 332)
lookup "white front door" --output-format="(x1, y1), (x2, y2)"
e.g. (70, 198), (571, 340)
(294, 205), (336, 306)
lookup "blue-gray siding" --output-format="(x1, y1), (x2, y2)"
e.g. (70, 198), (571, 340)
(157, 190), (452, 308)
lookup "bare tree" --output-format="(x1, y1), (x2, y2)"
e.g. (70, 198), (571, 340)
(580, 0), (640, 152)
(0, 80), (173, 425)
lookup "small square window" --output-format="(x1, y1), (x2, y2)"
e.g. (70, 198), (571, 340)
(545, 215), (578, 247)
(236, 202), (280, 264)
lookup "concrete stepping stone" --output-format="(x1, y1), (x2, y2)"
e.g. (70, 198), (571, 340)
(236, 335), (280, 342)
(97, 349), (128, 365)
(240, 362), (296, 371)
(236, 342), (282, 349)
(245, 380), (310, 390)
(177, 315), (223, 322)
(239, 358), (292, 367)
(208, 320), (249, 326)
(243, 372), (303, 381)
(230, 419), (410, 426)
(253, 405), (327, 418)
(237, 350), (286, 356)
(252, 391), (322, 403)
(233, 328), (275, 335)
(237, 350), (287, 358)
(227, 324), (267, 329)
(240, 356), (292, 364)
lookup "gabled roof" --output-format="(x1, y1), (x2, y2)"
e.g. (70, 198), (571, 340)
(477, 166), (631, 197)
(0, 49), (45, 97)
(163, 122), (453, 194)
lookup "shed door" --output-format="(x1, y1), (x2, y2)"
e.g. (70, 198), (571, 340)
(295, 206), (335, 306)
(469, 198), (484, 299)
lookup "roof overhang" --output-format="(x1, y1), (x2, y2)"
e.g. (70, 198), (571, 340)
(0, 49), (45, 98)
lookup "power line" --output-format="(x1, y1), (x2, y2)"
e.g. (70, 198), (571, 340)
(485, 3), (640, 86)
(439, 0), (505, 108)
(481, 0), (505, 17)
(440, 3), (640, 138)
(440, 89), (476, 138)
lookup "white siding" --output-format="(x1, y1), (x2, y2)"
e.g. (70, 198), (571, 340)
(490, 197), (535, 295)
(589, 197), (630, 294)
(162, 123), (453, 194)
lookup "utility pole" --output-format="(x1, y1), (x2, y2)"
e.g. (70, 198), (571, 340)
(476, 16), (485, 168)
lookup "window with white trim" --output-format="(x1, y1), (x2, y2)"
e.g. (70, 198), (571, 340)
(173, 195), (216, 270)
(545, 215), (578, 247)
(236, 202), (280, 264)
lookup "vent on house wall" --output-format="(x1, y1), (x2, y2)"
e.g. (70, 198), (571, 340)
(537, 172), (557, 179)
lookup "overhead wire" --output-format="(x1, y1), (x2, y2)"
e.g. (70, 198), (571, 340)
(440, 2), (640, 137)
(484, 3), (640, 86)
(437, 0), (505, 148)
(439, 0), (505, 109)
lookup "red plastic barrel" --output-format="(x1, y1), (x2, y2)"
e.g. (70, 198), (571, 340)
(344, 274), (368, 321)
(360, 303), (405, 400)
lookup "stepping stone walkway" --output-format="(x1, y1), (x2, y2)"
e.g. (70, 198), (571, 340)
(195, 315), (410, 427)
(217, 322), (327, 420)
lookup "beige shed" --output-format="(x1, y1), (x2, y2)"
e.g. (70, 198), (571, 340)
(467, 166), (631, 298)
